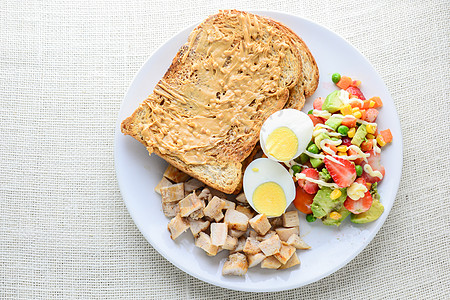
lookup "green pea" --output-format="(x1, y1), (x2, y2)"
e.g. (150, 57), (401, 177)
(306, 214), (316, 222)
(338, 125), (349, 136)
(307, 144), (319, 154)
(291, 165), (302, 175)
(307, 109), (313, 115)
(355, 165), (363, 177)
(332, 73), (341, 84)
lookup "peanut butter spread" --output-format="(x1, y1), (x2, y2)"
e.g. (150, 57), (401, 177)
(138, 11), (300, 165)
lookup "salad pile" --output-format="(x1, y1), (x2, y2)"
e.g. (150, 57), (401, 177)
(289, 73), (393, 225)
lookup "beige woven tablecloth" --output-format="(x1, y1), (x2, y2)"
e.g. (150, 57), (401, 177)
(1, 0), (449, 299)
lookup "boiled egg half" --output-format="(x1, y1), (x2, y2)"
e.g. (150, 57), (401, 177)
(260, 109), (314, 162)
(243, 158), (295, 217)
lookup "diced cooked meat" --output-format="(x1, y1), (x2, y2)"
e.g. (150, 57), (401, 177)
(235, 205), (255, 219)
(273, 242), (296, 264)
(222, 199), (236, 210)
(208, 188), (227, 200)
(235, 192), (248, 204)
(228, 229), (246, 238)
(282, 211), (300, 227)
(249, 214), (271, 235)
(163, 164), (190, 183)
(222, 235), (238, 251)
(275, 227), (300, 242)
(203, 196), (226, 222)
(222, 253), (248, 276)
(195, 232), (218, 256)
(247, 252), (266, 268)
(161, 201), (180, 218)
(189, 204), (205, 220)
(279, 252), (301, 269)
(167, 214), (190, 240)
(155, 177), (173, 195)
(256, 230), (276, 242)
(224, 209), (249, 231)
(184, 178), (205, 193)
(249, 230), (258, 239)
(258, 234), (282, 256)
(179, 192), (204, 217)
(261, 256), (282, 269)
(188, 218), (210, 237)
(210, 223), (228, 246)
(269, 216), (284, 229)
(286, 234), (311, 250)
(160, 183), (185, 203)
(197, 188), (212, 202)
(243, 237), (261, 255)
(231, 236), (246, 253)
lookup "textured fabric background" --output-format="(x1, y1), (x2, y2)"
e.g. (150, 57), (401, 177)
(0, 0), (449, 299)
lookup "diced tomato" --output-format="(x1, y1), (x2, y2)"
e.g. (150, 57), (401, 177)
(347, 148), (363, 165)
(293, 184), (315, 214)
(308, 114), (324, 126)
(369, 96), (383, 108)
(313, 97), (324, 110)
(349, 100), (363, 109)
(380, 129), (393, 144)
(341, 116), (357, 128)
(362, 108), (379, 122)
(346, 86), (366, 100)
(361, 140), (373, 152)
(336, 76), (352, 89)
(341, 137), (352, 146)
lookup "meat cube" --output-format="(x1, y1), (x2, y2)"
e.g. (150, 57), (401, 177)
(249, 229), (258, 239)
(258, 234), (282, 256)
(179, 192), (203, 217)
(282, 211), (300, 227)
(167, 214), (189, 240)
(222, 253), (248, 276)
(228, 229), (246, 238)
(203, 196), (226, 222)
(222, 235), (238, 251)
(275, 227), (300, 242)
(235, 205), (255, 219)
(249, 214), (271, 235)
(231, 236), (246, 253)
(195, 232), (218, 256)
(197, 188), (212, 202)
(261, 256), (282, 269)
(160, 183), (185, 203)
(256, 230), (277, 242)
(286, 234), (311, 250)
(247, 252), (266, 268)
(269, 216), (284, 228)
(184, 178), (205, 193)
(273, 242), (296, 264)
(210, 223), (228, 246)
(161, 201), (180, 218)
(243, 237), (261, 255)
(163, 164), (190, 183)
(155, 177), (173, 195)
(188, 218), (210, 237)
(189, 205), (205, 220)
(235, 192), (248, 204)
(222, 199), (236, 210)
(224, 209), (249, 231)
(279, 252), (301, 269)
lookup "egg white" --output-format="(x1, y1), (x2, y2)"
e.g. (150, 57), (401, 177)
(260, 109), (314, 162)
(243, 158), (296, 216)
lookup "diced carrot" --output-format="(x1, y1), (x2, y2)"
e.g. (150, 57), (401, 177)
(326, 144), (338, 153)
(362, 100), (371, 109)
(361, 140), (373, 152)
(341, 116), (357, 128)
(308, 114), (324, 126)
(336, 76), (352, 89)
(380, 129), (393, 144)
(360, 109), (367, 121)
(369, 96), (383, 108)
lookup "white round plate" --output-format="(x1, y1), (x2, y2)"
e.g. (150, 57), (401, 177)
(114, 11), (403, 292)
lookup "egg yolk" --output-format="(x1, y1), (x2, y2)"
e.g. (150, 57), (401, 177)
(252, 181), (287, 217)
(265, 127), (298, 161)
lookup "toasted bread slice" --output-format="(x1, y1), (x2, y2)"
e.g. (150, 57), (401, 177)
(122, 10), (304, 193)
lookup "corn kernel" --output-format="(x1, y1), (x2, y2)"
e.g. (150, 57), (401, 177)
(337, 145), (348, 152)
(330, 211), (342, 220)
(340, 104), (352, 116)
(338, 151), (347, 156)
(352, 107), (360, 113)
(330, 189), (342, 200)
(352, 111), (362, 119)
(366, 124), (377, 134)
(376, 134), (386, 147)
(348, 127), (356, 138)
(367, 134), (375, 140)
(369, 100), (376, 108)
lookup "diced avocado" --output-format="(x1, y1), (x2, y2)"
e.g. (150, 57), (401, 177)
(325, 116), (342, 131)
(322, 90), (344, 113)
(310, 187), (347, 219)
(294, 153), (309, 164)
(315, 132), (330, 147)
(351, 124), (367, 146)
(322, 205), (351, 226)
(310, 157), (323, 168)
(351, 199), (384, 224)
